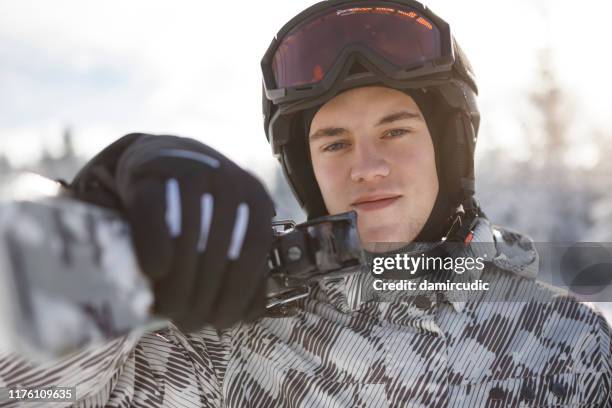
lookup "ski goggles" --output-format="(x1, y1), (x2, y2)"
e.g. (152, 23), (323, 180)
(262, 0), (454, 105)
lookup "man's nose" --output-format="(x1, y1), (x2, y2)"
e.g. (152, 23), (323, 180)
(350, 142), (390, 183)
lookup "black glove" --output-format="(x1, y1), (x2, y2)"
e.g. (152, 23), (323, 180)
(69, 133), (275, 331)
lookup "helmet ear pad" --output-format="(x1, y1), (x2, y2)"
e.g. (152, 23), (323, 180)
(281, 111), (328, 219)
(416, 89), (478, 216)
(437, 107), (477, 209)
(406, 89), (457, 241)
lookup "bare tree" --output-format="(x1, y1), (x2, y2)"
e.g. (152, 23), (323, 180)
(529, 48), (573, 171)
(478, 47), (593, 242)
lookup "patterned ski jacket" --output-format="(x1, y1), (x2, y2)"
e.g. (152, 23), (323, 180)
(1, 218), (611, 407)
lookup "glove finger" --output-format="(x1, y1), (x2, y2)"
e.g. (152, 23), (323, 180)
(188, 174), (238, 327)
(124, 179), (173, 282)
(153, 176), (207, 323)
(208, 185), (275, 328)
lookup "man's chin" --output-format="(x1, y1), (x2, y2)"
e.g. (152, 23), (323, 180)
(359, 226), (411, 253)
(362, 241), (408, 253)
(357, 219), (424, 252)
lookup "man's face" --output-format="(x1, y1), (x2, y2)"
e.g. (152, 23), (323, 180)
(309, 86), (438, 252)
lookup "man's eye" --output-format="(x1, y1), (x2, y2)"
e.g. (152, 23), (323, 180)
(322, 142), (349, 152)
(383, 128), (410, 138)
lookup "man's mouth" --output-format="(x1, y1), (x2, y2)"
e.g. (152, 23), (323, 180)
(351, 194), (402, 212)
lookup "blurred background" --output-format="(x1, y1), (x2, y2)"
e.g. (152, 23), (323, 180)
(1, 1), (610, 314)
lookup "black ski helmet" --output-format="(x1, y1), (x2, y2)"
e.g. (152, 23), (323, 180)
(261, 0), (480, 235)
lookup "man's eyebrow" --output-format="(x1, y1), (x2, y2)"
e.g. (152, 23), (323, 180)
(309, 110), (421, 141)
(376, 110), (423, 126)
(309, 127), (348, 142)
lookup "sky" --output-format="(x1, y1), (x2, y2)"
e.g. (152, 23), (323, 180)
(1, 0), (611, 180)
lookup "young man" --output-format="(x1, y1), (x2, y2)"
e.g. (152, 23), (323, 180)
(1, 0), (611, 407)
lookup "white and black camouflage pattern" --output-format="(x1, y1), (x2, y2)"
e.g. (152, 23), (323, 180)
(1, 219), (611, 407)
(0, 190), (157, 359)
